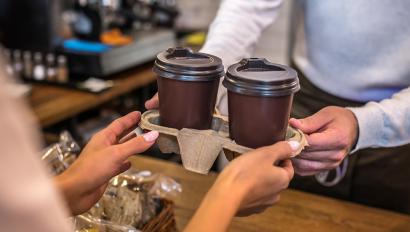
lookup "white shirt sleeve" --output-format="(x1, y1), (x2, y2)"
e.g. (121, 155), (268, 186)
(200, 0), (283, 115)
(0, 59), (72, 232)
(348, 86), (410, 151)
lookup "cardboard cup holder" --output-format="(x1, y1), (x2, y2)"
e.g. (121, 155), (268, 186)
(139, 110), (308, 174)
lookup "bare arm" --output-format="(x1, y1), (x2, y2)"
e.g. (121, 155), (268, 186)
(200, 0), (283, 114)
(184, 141), (297, 232)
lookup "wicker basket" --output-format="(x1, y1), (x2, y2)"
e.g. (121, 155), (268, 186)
(142, 199), (177, 232)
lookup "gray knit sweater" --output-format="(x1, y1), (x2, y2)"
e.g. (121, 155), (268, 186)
(201, 0), (410, 151)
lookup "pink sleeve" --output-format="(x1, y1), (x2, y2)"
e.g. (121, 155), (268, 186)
(0, 58), (72, 232)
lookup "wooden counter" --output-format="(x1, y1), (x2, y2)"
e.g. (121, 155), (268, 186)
(28, 64), (156, 127)
(130, 156), (410, 232)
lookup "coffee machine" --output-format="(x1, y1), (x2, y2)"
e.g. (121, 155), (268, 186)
(0, 0), (178, 78)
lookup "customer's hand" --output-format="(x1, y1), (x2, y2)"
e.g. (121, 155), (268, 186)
(217, 141), (297, 216)
(145, 92), (159, 109)
(289, 106), (358, 176)
(185, 141), (297, 232)
(54, 112), (159, 215)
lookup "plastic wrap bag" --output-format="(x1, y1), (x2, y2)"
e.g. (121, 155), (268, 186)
(41, 131), (81, 175)
(42, 131), (181, 232)
(75, 170), (181, 232)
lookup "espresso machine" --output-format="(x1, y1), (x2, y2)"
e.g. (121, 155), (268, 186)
(0, 0), (178, 78)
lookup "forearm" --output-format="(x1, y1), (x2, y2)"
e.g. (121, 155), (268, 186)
(53, 169), (94, 216)
(348, 86), (410, 151)
(200, 0), (282, 115)
(54, 172), (78, 215)
(201, 0), (282, 66)
(184, 178), (243, 232)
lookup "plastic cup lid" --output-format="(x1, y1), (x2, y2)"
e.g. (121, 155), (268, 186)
(153, 47), (224, 82)
(223, 58), (300, 97)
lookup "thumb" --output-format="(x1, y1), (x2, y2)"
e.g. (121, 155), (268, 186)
(262, 141), (300, 162)
(289, 110), (332, 134)
(113, 130), (159, 160)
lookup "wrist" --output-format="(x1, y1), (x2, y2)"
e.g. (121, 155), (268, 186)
(207, 179), (243, 214)
(54, 170), (81, 215)
(346, 104), (384, 152)
(346, 108), (360, 153)
(204, 171), (250, 217)
(184, 174), (244, 232)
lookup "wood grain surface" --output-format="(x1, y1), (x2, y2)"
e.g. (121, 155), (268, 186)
(130, 155), (410, 232)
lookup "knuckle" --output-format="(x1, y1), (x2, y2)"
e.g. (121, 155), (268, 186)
(90, 132), (101, 141)
(338, 136), (350, 149)
(113, 118), (126, 130)
(333, 151), (346, 162)
(326, 106), (339, 112)
(93, 129), (106, 139)
(110, 146), (122, 157)
(274, 141), (291, 151)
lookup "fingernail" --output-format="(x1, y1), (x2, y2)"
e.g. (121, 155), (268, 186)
(142, 131), (159, 142)
(288, 140), (300, 151)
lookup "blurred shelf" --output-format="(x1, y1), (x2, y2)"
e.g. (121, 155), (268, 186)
(27, 63), (156, 127)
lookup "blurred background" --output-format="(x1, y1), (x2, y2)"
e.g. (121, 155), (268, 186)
(0, 0), (291, 166)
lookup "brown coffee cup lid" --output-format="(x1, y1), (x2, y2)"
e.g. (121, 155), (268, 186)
(223, 58), (300, 97)
(153, 47), (224, 81)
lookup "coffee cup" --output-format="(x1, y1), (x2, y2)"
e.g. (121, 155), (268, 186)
(223, 58), (300, 148)
(153, 47), (224, 130)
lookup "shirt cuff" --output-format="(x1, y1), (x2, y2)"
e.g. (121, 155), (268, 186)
(346, 102), (385, 153)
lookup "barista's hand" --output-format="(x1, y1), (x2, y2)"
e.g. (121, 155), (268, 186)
(145, 92), (159, 109)
(289, 106), (358, 176)
(185, 141), (297, 232)
(54, 112), (159, 215)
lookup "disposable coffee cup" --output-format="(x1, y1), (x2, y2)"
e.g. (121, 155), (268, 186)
(153, 47), (224, 130)
(223, 58), (300, 148)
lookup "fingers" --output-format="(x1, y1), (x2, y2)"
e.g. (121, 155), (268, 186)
(305, 129), (345, 150)
(261, 141), (300, 162)
(291, 158), (340, 176)
(289, 109), (332, 134)
(112, 131), (159, 160)
(102, 112), (141, 144)
(279, 159), (294, 180)
(145, 93), (159, 109)
(298, 150), (346, 162)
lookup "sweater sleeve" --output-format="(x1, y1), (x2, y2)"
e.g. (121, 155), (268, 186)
(0, 58), (73, 232)
(200, 0), (283, 115)
(348, 86), (410, 152)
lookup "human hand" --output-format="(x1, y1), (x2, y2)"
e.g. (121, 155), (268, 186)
(145, 92), (159, 110)
(289, 106), (358, 176)
(54, 112), (159, 215)
(220, 141), (297, 216)
(211, 141), (297, 216)
(184, 141), (298, 232)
